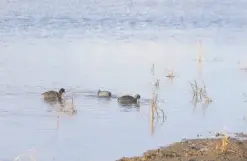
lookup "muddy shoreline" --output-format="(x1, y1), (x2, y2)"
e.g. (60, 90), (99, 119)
(117, 134), (247, 161)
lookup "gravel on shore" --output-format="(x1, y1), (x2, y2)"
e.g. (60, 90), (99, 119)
(117, 136), (247, 161)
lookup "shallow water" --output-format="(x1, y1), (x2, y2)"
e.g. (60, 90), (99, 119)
(1, 0), (247, 161)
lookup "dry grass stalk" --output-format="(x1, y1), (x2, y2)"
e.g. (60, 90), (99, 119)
(154, 79), (160, 88)
(189, 80), (212, 105)
(150, 64), (166, 125)
(150, 90), (166, 135)
(150, 105), (155, 135)
(215, 135), (241, 155)
(166, 70), (175, 78)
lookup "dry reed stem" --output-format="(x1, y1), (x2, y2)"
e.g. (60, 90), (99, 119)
(150, 64), (166, 125)
(166, 70), (175, 78)
(154, 79), (160, 88)
(214, 134), (244, 157)
(189, 80), (212, 105)
(150, 100), (155, 136)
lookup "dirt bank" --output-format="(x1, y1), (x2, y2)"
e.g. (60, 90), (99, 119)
(117, 135), (247, 161)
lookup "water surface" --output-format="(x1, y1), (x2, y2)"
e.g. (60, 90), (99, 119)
(1, 0), (247, 161)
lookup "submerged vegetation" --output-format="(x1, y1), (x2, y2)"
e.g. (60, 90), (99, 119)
(10, 39), (247, 161)
(189, 80), (212, 105)
(150, 64), (166, 135)
(118, 40), (247, 160)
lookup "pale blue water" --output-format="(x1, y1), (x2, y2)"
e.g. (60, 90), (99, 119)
(1, 0), (247, 161)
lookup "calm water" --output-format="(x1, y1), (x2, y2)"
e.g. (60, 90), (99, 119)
(1, 0), (247, 161)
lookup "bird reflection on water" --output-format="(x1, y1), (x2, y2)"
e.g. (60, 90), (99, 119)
(44, 95), (77, 116)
